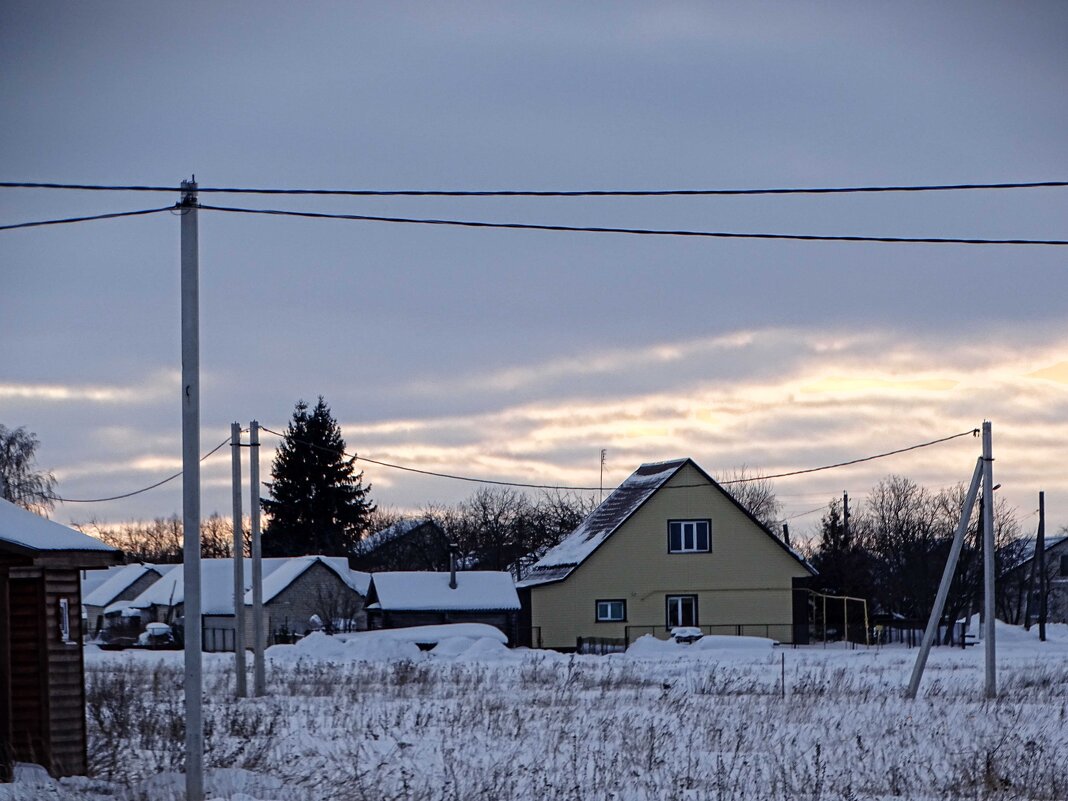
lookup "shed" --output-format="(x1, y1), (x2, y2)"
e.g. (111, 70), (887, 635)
(364, 571), (520, 642)
(0, 498), (121, 780)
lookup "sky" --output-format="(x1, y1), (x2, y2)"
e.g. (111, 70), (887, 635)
(2, 2), (1066, 539)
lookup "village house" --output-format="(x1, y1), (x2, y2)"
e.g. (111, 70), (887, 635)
(350, 518), (450, 572)
(107, 556), (370, 651)
(516, 458), (816, 651)
(1000, 534), (1068, 625)
(81, 562), (163, 638)
(364, 569), (520, 643)
(0, 498), (122, 780)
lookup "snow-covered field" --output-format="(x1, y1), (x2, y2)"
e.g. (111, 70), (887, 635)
(7, 622), (1068, 801)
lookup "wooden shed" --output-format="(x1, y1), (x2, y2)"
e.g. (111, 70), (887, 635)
(0, 499), (121, 780)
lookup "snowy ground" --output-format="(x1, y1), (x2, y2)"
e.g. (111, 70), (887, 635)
(6, 621), (1068, 801)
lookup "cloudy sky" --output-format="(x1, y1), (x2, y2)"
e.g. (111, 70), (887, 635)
(2, 2), (1066, 537)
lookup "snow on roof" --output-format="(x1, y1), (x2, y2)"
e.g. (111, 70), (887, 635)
(369, 571), (519, 611)
(0, 497), (118, 553)
(517, 459), (688, 587)
(112, 556), (370, 616)
(353, 518), (437, 556)
(1005, 535), (1068, 571)
(250, 555), (370, 604)
(83, 563), (161, 606)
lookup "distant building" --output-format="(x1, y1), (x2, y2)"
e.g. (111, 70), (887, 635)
(999, 535), (1068, 625)
(81, 563), (163, 638)
(350, 519), (450, 572)
(364, 570), (520, 643)
(0, 498), (121, 780)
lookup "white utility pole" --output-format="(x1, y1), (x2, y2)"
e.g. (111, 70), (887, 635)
(230, 422), (247, 698)
(250, 419), (266, 696)
(179, 178), (204, 801)
(982, 421), (996, 698)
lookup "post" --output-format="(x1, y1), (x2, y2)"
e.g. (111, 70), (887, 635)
(230, 423), (246, 698)
(906, 457), (982, 698)
(1037, 491), (1047, 642)
(782, 522), (790, 547)
(843, 597), (849, 645)
(250, 420), (266, 696)
(843, 491), (850, 541)
(449, 542), (458, 589)
(599, 449), (606, 502)
(179, 178), (204, 801)
(982, 421), (996, 698)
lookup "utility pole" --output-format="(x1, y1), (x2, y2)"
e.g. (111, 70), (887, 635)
(250, 420), (266, 696)
(230, 422), (246, 698)
(1037, 491), (1047, 642)
(981, 421), (996, 698)
(600, 449), (607, 502)
(179, 178), (204, 801)
(842, 491), (850, 541)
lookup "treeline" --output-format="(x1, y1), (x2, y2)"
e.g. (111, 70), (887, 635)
(810, 475), (1028, 630)
(75, 513), (247, 563)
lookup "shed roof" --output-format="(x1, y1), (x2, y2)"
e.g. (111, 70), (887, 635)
(367, 571), (520, 611)
(0, 498), (119, 566)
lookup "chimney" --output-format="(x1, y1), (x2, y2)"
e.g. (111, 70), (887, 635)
(782, 522), (791, 548)
(449, 542), (458, 589)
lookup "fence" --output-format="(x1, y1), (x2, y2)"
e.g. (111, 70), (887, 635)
(624, 623), (791, 646)
(576, 636), (627, 655)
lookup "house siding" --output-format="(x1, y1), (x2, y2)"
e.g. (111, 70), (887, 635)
(530, 463), (811, 649)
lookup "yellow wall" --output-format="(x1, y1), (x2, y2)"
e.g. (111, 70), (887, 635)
(529, 462), (811, 648)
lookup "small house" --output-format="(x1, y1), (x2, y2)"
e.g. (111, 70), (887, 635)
(517, 458), (815, 650)
(82, 563), (163, 638)
(350, 518), (450, 571)
(0, 498), (121, 780)
(364, 570), (520, 642)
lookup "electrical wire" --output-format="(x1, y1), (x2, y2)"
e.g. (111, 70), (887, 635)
(2, 180), (1067, 196)
(51, 437), (231, 503)
(0, 206), (173, 232)
(258, 425), (980, 492)
(196, 204), (1068, 246)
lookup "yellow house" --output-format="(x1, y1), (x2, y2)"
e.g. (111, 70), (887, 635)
(516, 458), (815, 650)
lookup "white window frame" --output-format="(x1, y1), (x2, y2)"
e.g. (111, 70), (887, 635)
(666, 594), (699, 628)
(596, 599), (626, 622)
(668, 520), (710, 553)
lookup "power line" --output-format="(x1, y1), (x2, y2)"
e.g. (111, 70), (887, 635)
(197, 204), (1068, 246)
(52, 437), (231, 503)
(258, 425), (979, 492)
(2, 180), (1067, 197)
(0, 206), (173, 232)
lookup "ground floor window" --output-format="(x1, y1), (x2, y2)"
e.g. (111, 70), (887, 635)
(596, 599), (626, 622)
(666, 594), (698, 628)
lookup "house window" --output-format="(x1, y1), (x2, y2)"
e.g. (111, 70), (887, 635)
(666, 595), (698, 628)
(1060, 554), (1068, 577)
(58, 597), (71, 643)
(668, 520), (710, 553)
(596, 599), (626, 622)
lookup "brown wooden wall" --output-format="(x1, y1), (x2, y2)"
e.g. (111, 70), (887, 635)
(2, 567), (87, 778)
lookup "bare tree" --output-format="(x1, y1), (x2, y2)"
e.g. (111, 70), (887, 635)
(76, 513), (247, 562)
(0, 424), (57, 515)
(718, 465), (783, 531)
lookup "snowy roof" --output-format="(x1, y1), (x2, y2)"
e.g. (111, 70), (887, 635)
(251, 555), (370, 604)
(110, 556), (370, 616)
(353, 518), (439, 556)
(517, 459), (688, 587)
(83, 563), (162, 606)
(1005, 535), (1068, 571)
(368, 571), (520, 611)
(0, 497), (118, 555)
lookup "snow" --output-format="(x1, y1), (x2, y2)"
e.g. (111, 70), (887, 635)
(368, 570), (520, 610)
(250, 555), (370, 604)
(0, 498), (116, 552)
(21, 619), (1068, 800)
(518, 459), (686, 587)
(82, 563), (160, 606)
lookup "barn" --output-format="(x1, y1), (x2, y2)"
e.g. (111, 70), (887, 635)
(0, 498), (121, 780)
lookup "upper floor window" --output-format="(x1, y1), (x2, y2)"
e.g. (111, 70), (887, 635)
(668, 520), (710, 553)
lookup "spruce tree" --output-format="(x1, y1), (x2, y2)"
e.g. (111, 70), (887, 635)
(261, 397), (375, 556)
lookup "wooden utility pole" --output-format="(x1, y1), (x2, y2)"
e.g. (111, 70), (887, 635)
(179, 178), (204, 801)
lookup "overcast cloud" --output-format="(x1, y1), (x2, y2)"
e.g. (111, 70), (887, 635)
(2, 2), (1065, 535)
